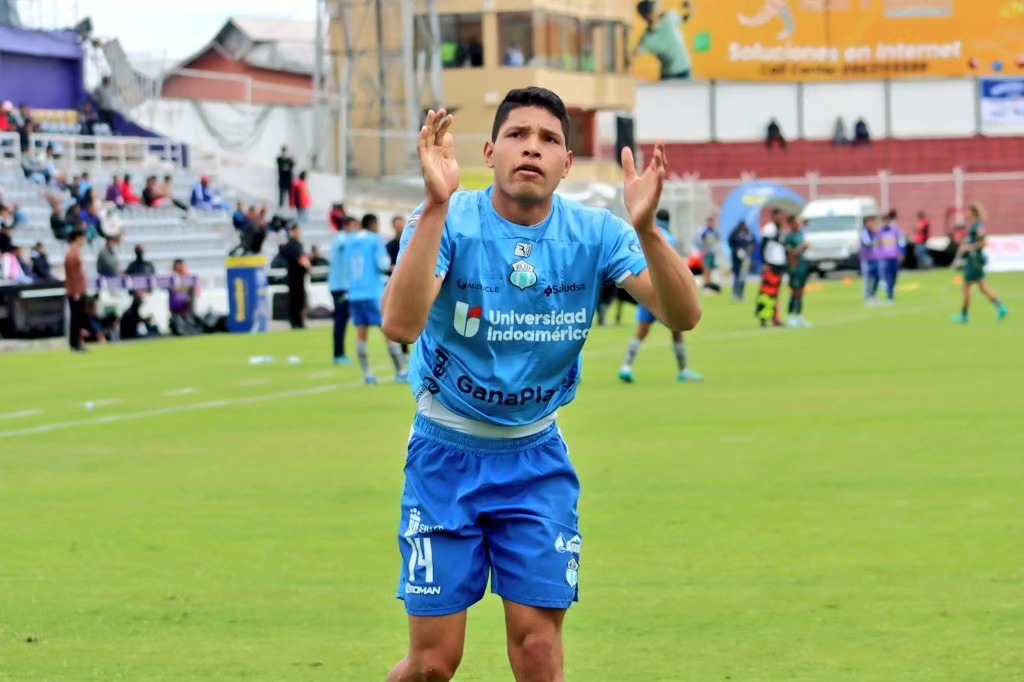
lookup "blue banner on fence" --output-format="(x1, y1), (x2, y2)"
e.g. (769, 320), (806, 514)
(980, 78), (1024, 126)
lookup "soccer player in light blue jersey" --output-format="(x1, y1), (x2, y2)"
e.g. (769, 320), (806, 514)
(327, 216), (359, 366)
(343, 220), (407, 384)
(619, 208), (704, 383)
(380, 87), (702, 682)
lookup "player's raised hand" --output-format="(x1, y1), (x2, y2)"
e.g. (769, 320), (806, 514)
(418, 109), (460, 205)
(622, 142), (668, 234)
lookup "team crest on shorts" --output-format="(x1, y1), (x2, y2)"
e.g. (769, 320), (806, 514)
(565, 558), (579, 587)
(510, 260), (538, 290)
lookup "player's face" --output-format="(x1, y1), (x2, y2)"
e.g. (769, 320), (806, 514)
(485, 107), (573, 205)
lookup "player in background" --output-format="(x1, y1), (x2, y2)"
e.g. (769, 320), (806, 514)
(756, 208), (787, 326)
(380, 87), (701, 682)
(327, 216), (360, 365)
(343, 220), (408, 384)
(952, 203), (1008, 324)
(619, 208), (704, 383)
(696, 214), (721, 291)
(860, 215), (882, 306)
(728, 220), (756, 302)
(783, 215), (812, 327)
(877, 210), (906, 304)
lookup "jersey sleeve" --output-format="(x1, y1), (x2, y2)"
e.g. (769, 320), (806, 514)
(397, 202), (452, 278)
(601, 215), (648, 286)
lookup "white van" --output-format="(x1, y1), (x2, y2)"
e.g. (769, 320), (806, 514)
(800, 196), (881, 274)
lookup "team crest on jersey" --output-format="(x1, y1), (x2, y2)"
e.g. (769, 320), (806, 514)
(514, 242), (533, 258)
(509, 260), (538, 290)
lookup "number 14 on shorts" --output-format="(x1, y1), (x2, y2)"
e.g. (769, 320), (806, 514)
(406, 537), (435, 584)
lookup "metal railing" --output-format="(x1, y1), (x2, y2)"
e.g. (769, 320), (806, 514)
(26, 133), (186, 172)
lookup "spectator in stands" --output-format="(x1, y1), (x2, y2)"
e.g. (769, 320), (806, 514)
(280, 224), (311, 330)
(276, 146), (295, 208)
(832, 117), (848, 146)
(61, 202), (84, 240)
(78, 172), (93, 204)
(159, 175), (189, 211)
(65, 229), (88, 352)
(15, 104), (36, 152)
(853, 118), (872, 146)
(141, 176), (163, 207)
(68, 174), (81, 199)
(105, 175), (125, 207)
(97, 236), (121, 277)
(914, 210), (932, 269)
(307, 244), (327, 267)
(190, 176), (227, 211)
(93, 76), (119, 133)
(0, 224), (11, 254)
(125, 245), (155, 277)
(31, 242), (55, 281)
(232, 202), (250, 231)
(0, 101), (13, 131)
(1, 246), (33, 283)
(329, 202), (346, 232)
(765, 118), (786, 149)
(121, 174), (141, 206)
(290, 171), (313, 222)
(386, 215), (405, 271)
(47, 197), (70, 241)
(79, 102), (99, 135)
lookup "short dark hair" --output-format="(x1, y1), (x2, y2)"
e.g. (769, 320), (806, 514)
(491, 87), (571, 149)
(343, 216), (359, 228)
(637, 1), (656, 18)
(70, 229), (86, 242)
(656, 208), (671, 222)
(361, 213), (378, 229)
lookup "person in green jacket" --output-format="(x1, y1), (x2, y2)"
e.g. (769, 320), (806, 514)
(784, 215), (812, 328)
(952, 203), (1008, 324)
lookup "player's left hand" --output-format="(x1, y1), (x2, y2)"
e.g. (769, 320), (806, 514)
(622, 142), (668, 235)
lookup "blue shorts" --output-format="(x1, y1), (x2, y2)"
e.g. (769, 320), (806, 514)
(636, 305), (658, 324)
(350, 299), (382, 327)
(397, 414), (582, 616)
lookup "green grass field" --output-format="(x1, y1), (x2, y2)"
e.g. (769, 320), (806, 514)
(2, 270), (1022, 681)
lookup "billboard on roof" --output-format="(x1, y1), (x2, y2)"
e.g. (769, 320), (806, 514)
(631, 0), (1023, 82)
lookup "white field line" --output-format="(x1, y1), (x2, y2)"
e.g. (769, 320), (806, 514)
(0, 409), (43, 421)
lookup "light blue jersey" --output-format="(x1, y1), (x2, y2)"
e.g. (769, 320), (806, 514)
(327, 231), (349, 291)
(344, 230), (390, 302)
(397, 188), (648, 427)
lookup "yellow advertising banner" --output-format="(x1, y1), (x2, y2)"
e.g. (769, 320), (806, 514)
(631, 0), (1024, 82)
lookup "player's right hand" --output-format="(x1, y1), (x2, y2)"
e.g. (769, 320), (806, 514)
(418, 109), (459, 205)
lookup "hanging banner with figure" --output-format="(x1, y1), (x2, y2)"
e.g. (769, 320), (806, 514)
(631, 0), (1024, 82)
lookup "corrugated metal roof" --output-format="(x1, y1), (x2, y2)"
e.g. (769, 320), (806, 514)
(229, 17), (316, 44)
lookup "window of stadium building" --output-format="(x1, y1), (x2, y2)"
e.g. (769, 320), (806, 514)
(498, 13), (535, 67)
(543, 15), (583, 71)
(603, 22), (628, 73)
(581, 21), (597, 73)
(420, 14), (483, 68)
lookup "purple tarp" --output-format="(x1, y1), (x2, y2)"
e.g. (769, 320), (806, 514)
(0, 25), (84, 110)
